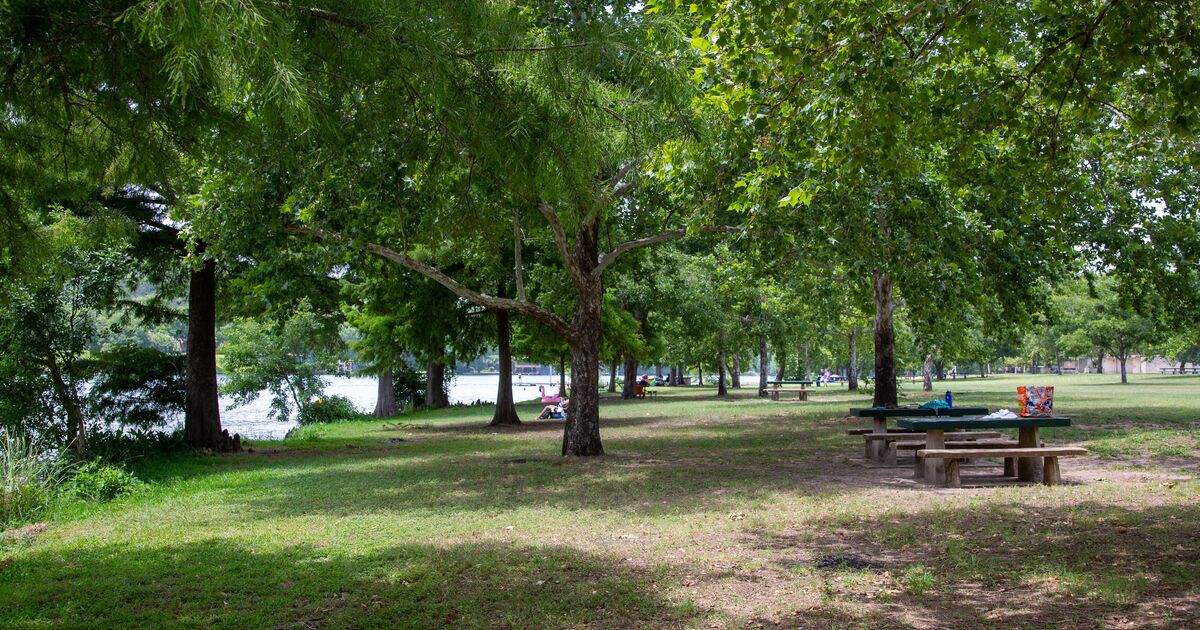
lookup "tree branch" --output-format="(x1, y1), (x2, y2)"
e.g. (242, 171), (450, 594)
(593, 225), (738, 277)
(537, 202), (589, 292)
(286, 223), (573, 339)
(513, 207), (526, 302)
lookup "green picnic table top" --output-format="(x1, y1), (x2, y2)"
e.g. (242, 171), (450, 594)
(766, 380), (814, 385)
(895, 416), (1072, 430)
(848, 406), (990, 418)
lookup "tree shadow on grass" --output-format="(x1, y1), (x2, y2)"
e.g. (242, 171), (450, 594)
(740, 501), (1200, 628)
(0, 538), (701, 629)
(210, 422), (896, 525)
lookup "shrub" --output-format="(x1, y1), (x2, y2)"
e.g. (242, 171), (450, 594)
(67, 461), (143, 501)
(84, 427), (189, 464)
(1, 433), (69, 527)
(297, 395), (363, 425)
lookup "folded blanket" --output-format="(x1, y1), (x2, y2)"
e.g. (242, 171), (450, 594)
(919, 399), (950, 409)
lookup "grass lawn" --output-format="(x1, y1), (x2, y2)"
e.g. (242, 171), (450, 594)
(2, 373), (1198, 628)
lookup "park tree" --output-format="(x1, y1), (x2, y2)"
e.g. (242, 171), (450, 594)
(0, 213), (135, 455)
(0, 1), (245, 450)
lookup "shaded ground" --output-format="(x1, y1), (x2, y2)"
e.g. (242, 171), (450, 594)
(1, 374), (1198, 628)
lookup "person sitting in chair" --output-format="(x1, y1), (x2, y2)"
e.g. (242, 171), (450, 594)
(538, 398), (569, 419)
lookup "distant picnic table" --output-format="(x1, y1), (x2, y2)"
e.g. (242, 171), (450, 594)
(1160, 366), (1200, 375)
(897, 416), (1080, 486)
(762, 380), (814, 401)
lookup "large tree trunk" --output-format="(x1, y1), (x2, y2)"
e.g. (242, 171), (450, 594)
(607, 359), (618, 393)
(561, 220), (604, 456)
(374, 369), (398, 417)
(668, 365), (678, 386)
(758, 333), (769, 397)
(716, 333), (728, 397)
(871, 269), (898, 407)
(621, 354), (638, 399)
(1119, 355), (1128, 384)
(184, 257), (225, 450)
(731, 355), (741, 388)
(426, 359), (450, 408)
(934, 360), (946, 380)
(775, 345), (786, 381)
(490, 308), (520, 425)
(656, 365), (663, 380)
(847, 327), (859, 393)
(1095, 351), (1105, 373)
(922, 353), (934, 392)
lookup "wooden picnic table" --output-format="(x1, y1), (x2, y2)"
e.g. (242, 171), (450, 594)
(848, 407), (989, 461)
(896, 416), (1072, 484)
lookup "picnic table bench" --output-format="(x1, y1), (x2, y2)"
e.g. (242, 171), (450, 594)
(897, 416), (1081, 486)
(848, 407), (990, 461)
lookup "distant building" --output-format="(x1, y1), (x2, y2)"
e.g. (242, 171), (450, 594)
(513, 363), (554, 376)
(1062, 355), (1176, 374)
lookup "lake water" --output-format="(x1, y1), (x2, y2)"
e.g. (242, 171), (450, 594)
(219, 374), (565, 440)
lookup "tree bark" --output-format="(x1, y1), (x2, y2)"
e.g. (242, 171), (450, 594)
(1119, 354), (1128, 384)
(923, 353), (934, 392)
(426, 359), (450, 408)
(871, 269), (898, 407)
(621, 354), (638, 399)
(934, 360), (946, 380)
(560, 219), (604, 456)
(45, 350), (86, 456)
(804, 340), (811, 381)
(697, 365), (703, 386)
(374, 369), (398, 417)
(1095, 351), (1105, 373)
(559, 355), (567, 396)
(758, 333), (769, 397)
(655, 364), (663, 380)
(731, 355), (741, 388)
(607, 358), (619, 393)
(775, 345), (786, 381)
(847, 327), (859, 392)
(490, 308), (521, 425)
(668, 365), (678, 386)
(184, 257), (226, 450)
(716, 332), (728, 397)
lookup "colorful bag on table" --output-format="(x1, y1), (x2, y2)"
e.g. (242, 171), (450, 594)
(1017, 385), (1054, 417)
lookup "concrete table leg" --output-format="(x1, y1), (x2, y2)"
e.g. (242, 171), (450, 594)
(924, 429), (945, 484)
(1017, 427), (1043, 482)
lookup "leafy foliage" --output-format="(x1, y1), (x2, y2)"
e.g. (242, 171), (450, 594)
(84, 345), (186, 429)
(220, 300), (344, 423)
(66, 461), (143, 502)
(297, 395), (364, 426)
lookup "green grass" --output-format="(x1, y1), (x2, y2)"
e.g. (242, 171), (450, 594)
(1, 374), (1198, 628)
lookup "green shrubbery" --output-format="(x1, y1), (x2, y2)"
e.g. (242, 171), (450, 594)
(1, 434), (69, 527)
(66, 461), (143, 501)
(297, 395), (364, 425)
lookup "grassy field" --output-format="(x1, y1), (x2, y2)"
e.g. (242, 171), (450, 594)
(2, 373), (1198, 628)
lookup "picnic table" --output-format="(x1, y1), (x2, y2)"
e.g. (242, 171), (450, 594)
(849, 407), (989, 461)
(1159, 366), (1200, 375)
(896, 416), (1073, 485)
(762, 380), (814, 401)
